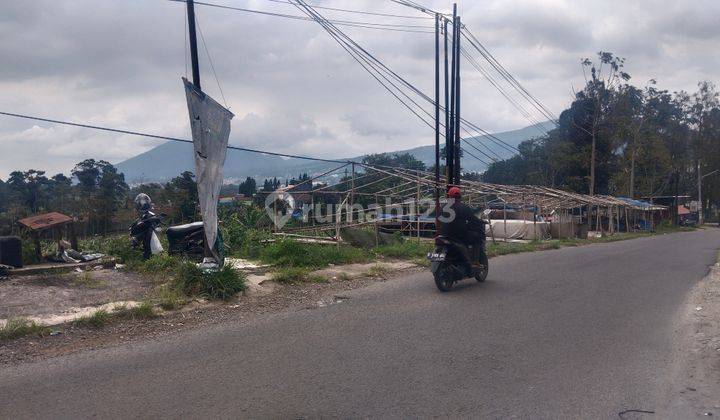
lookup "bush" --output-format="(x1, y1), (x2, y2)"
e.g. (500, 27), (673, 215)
(80, 235), (142, 264)
(259, 240), (368, 268)
(173, 262), (246, 301)
(137, 254), (182, 275)
(0, 317), (49, 340)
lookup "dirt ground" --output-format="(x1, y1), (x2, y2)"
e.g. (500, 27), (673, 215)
(0, 268), (159, 321)
(0, 264), (424, 365)
(662, 262), (720, 417)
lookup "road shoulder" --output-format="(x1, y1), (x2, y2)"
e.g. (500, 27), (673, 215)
(661, 260), (720, 418)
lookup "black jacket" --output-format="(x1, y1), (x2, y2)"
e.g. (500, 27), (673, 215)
(439, 200), (485, 240)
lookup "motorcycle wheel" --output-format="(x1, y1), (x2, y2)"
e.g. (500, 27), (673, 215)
(433, 263), (455, 292)
(475, 254), (489, 282)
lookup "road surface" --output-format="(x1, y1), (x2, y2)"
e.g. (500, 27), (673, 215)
(1, 229), (719, 418)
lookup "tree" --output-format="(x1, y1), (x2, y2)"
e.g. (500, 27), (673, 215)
(166, 171), (198, 223)
(48, 173), (74, 214)
(238, 177), (257, 197)
(96, 165), (129, 234)
(580, 51), (631, 195)
(71, 159), (128, 234)
(6, 169), (50, 213)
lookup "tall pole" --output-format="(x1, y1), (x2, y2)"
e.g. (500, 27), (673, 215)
(699, 168), (719, 226)
(186, 0), (201, 90)
(434, 13), (441, 233)
(698, 162), (703, 226)
(443, 17), (450, 187)
(454, 15), (461, 185)
(447, 4), (457, 186)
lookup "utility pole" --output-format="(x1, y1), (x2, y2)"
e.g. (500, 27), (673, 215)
(453, 14), (461, 185)
(434, 13), (441, 232)
(673, 170), (680, 226)
(698, 164), (719, 226)
(443, 17), (450, 187)
(186, 0), (201, 90)
(447, 4), (457, 186)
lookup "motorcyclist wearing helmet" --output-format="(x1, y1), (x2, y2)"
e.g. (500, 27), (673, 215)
(439, 186), (486, 263)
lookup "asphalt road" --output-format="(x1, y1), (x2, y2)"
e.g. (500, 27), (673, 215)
(1, 230), (719, 419)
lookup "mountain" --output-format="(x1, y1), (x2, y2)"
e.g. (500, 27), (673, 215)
(115, 121), (553, 184)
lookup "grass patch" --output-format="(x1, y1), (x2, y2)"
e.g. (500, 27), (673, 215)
(136, 254), (182, 275)
(259, 240), (368, 269)
(0, 317), (50, 341)
(270, 267), (328, 284)
(174, 262), (246, 301)
(74, 309), (111, 328)
(71, 271), (108, 289)
(372, 241), (433, 259)
(336, 272), (352, 281)
(154, 284), (188, 311)
(363, 264), (391, 278)
(113, 302), (158, 320)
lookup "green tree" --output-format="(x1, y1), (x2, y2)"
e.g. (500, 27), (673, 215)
(166, 171), (198, 223)
(238, 177), (257, 197)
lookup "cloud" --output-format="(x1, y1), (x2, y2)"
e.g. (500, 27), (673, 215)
(1, 0), (719, 178)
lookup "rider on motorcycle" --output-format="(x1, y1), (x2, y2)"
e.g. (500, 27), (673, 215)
(439, 186), (486, 265)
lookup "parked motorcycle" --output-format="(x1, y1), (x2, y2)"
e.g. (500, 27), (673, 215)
(130, 193), (205, 260)
(427, 235), (489, 292)
(166, 221), (205, 257)
(130, 194), (165, 260)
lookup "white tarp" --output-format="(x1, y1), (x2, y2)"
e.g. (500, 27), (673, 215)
(183, 77), (234, 263)
(487, 219), (551, 240)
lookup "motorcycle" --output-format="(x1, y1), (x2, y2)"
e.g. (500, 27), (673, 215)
(130, 193), (205, 260)
(130, 209), (164, 260)
(427, 235), (489, 292)
(166, 221), (205, 257)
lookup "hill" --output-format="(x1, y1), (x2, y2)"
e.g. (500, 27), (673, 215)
(115, 122), (552, 184)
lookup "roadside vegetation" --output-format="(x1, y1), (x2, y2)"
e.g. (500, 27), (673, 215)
(74, 301), (158, 329)
(0, 317), (50, 341)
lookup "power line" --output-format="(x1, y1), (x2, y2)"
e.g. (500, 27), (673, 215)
(258, 0), (434, 19)
(166, 0), (435, 33)
(461, 28), (558, 125)
(0, 111), (348, 164)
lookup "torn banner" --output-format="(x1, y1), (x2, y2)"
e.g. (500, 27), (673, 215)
(183, 77), (234, 264)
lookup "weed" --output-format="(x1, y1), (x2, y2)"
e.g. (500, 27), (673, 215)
(271, 267), (312, 284)
(71, 271), (108, 289)
(0, 318), (50, 341)
(259, 240), (368, 269)
(138, 254), (182, 276)
(363, 264), (391, 278)
(155, 284), (187, 310)
(114, 301), (158, 320)
(74, 310), (111, 328)
(173, 262), (246, 300)
(373, 241), (433, 259)
(336, 272), (352, 281)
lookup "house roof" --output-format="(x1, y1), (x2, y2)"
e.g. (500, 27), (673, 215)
(18, 212), (73, 231)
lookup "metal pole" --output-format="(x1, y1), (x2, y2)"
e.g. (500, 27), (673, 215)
(443, 17), (450, 188)
(698, 162), (703, 225)
(186, 0), (201, 90)
(447, 4), (457, 185)
(454, 14), (462, 185)
(434, 13), (441, 234)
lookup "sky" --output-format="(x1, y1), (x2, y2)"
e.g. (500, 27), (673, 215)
(1, 0), (719, 178)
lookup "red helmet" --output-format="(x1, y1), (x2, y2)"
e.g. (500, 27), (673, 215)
(447, 186), (461, 199)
